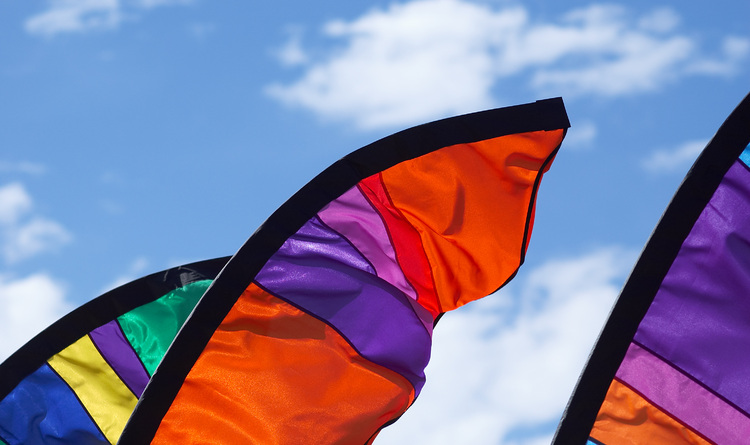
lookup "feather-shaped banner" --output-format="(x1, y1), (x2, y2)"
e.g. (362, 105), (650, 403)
(554, 92), (750, 444)
(117, 98), (570, 444)
(0, 258), (229, 444)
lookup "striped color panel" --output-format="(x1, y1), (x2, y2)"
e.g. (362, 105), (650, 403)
(0, 280), (211, 445)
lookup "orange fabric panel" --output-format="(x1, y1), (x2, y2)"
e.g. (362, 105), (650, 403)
(381, 130), (563, 311)
(591, 379), (711, 445)
(152, 284), (414, 444)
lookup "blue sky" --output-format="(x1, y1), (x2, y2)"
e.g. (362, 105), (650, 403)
(0, 0), (747, 443)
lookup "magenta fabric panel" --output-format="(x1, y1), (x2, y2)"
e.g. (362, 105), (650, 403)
(617, 342), (750, 444)
(318, 185), (434, 333)
(254, 215), (433, 393)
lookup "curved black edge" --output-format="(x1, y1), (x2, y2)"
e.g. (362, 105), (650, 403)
(119, 98), (570, 444)
(552, 92), (750, 444)
(0, 256), (230, 401)
(371, 129), (566, 442)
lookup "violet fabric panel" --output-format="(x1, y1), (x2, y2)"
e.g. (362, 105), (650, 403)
(89, 320), (150, 397)
(317, 185), (434, 333)
(617, 342), (750, 444)
(634, 159), (750, 412)
(255, 215), (432, 394)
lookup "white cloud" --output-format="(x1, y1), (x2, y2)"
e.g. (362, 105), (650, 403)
(267, 0), (512, 130)
(274, 28), (309, 67)
(0, 182), (72, 263)
(25, 0), (123, 36)
(377, 247), (635, 445)
(637, 7), (680, 33)
(4, 218), (73, 263)
(0, 183), (33, 225)
(24, 0), (194, 36)
(641, 139), (707, 174)
(268, 0), (748, 130)
(0, 273), (73, 362)
(688, 36), (750, 76)
(135, 0), (192, 8)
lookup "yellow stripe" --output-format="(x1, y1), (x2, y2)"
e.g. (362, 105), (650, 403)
(47, 335), (138, 444)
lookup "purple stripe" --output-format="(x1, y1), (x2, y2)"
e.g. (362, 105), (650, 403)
(635, 159), (750, 412)
(617, 342), (750, 444)
(255, 215), (432, 394)
(89, 320), (150, 397)
(318, 185), (433, 334)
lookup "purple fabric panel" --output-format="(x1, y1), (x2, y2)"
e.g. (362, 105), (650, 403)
(318, 185), (433, 334)
(617, 342), (750, 444)
(89, 320), (149, 397)
(635, 160), (750, 412)
(255, 215), (432, 394)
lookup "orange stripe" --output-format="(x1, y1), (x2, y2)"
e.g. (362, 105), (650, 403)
(381, 130), (563, 312)
(591, 379), (711, 444)
(152, 283), (414, 444)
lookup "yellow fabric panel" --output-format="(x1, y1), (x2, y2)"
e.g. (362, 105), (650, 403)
(591, 379), (711, 445)
(47, 335), (138, 444)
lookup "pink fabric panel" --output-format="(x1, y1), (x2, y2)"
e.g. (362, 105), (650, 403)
(617, 342), (750, 445)
(318, 185), (433, 333)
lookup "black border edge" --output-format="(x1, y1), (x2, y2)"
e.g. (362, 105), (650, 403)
(119, 98), (570, 444)
(372, 126), (567, 441)
(0, 256), (230, 400)
(552, 92), (750, 444)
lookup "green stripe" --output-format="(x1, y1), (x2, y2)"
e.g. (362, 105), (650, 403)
(118, 280), (212, 375)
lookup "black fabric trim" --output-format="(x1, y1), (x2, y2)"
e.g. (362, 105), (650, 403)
(0, 257), (229, 400)
(552, 92), (750, 444)
(119, 98), (570, 444)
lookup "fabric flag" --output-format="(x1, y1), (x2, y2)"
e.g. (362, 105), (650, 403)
(554, 92), (750, 444)
(0, 257), (229, 445)
(117, 98), (570, 444)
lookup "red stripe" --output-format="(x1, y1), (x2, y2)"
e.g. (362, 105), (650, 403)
(359, 174), (441, 317)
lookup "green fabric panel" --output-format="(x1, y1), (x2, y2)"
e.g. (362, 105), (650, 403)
(117, 280), (212, 376)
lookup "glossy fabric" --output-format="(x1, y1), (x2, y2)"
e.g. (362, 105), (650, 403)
(153, 284), (414, 444)
(589, 145), (750, 444)
(118, 281), (211, 375)
(592, 380), (710, 444)
(0, 280), (213, 445)
(152, 129), (565, 442)
(0, 364), (108, 444)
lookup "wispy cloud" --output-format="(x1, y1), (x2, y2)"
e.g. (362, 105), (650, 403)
(267, 0), (749, 130)
(25, 0), (193, 37)
(0, 182), (72, 263)
(641, 139), (708, 174)
(25, 0), (123, 36)
(0, 183), (33, 225)
(273, 27), (309, 67)
(378, 247), (635, 444)
(187, 22), (216, 41)
(562, 120), (597, 150)
(0, 273), (72, 361)
(0, 160), (47, 176)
